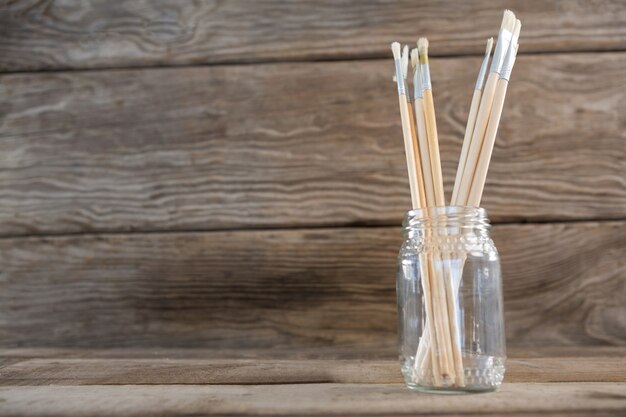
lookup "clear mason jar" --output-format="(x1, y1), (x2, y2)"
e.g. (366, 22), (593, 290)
(396, 206), (505, 393)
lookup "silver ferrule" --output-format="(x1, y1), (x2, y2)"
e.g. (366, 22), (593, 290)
(490, 28), (512, 75)
(475, 51), (491, 90)
(413, 67), (423, 99)
(500, 43), (518, 81)
(404, 79), (412, 102)
(394, 59), (406, 96)
(420, 63), (432, 90)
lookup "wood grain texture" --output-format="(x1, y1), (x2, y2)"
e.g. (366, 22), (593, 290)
(1, 53), (625, 236)
(2, 346), (626, 361)
(0, 221), (623, 349)
(4, 346), (626, 361)
(1, 383), (625, 417)
(1, 0), (626, 71)
(1, 354), (624, 386)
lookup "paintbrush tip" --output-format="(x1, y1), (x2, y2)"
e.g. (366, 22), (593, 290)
(501, 10), (516, 33)
(513, 19), (522, 39)
(417, 38), (429, 64)
(391, 42), (401, 59)
(401, 45), (409, 79)
(486, 37), (494, 54)
(410, 48), (419, 69)
(417, 37), (429, 52)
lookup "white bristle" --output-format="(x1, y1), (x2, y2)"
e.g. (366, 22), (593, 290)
(501, 10), (516, 33)
(486, 37), (494, 55)
(391, 42), (401, 60)
(500, 19), (521, 81)
(401, 45), (409, 79)
(417, 37), (429, 54)
(410, 48), (419, 69)
(512, 19), (522, 41)
(491, 10), (517, 74)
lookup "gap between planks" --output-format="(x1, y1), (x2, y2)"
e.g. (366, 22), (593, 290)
(2, 47), (626, 77)
(0, 216), (623, 242)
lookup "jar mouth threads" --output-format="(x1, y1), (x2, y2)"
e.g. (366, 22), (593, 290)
(403, 206), (490, 236)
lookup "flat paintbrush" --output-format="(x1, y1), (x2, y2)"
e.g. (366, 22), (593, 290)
(451, 38), (493, 205)
(468, 20), (521, 206)
(453, 10), (516, 206)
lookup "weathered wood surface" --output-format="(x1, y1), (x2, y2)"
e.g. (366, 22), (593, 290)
(2, 346), (625, 363)
(1, 349), (624, 415)
(1, 355), (624, 386)
(2, 0), (626, 71)
(3, 346), (626, 360)
(1, 53), (624, 236)
(0, 221), (623, 349)
(1, 383), (625, 417)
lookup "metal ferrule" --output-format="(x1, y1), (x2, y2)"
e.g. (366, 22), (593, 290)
(394, 59), (406, 96)
(413, 67), (423, 99)
(500, 43), (518, 81)
(475, 51), (491, 91)
(420, 63), (432, 90)
(404, 80), (412, 102)
(490, 28), (512, 75)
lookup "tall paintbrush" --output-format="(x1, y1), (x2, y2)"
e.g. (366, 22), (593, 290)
(411, 48), (436, 208)
(451, 38), (493, 205)
(417, 38), (445, 206)
(403, 45), (428, 208)
(409, 45), (448, 383)
(418, 38), (463, 386)
(410, 47), (440, 384)
(468, 20), (521, 206)
(391, 42), (423, 209)
(453, 10), (516, 206)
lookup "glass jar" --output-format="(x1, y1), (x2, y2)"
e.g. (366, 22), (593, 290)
(396, 206), (505, 393)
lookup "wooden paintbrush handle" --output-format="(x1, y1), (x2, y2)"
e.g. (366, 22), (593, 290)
(407, 101), (428, 208)
(422, 89), (445, 206)
(467, 79), (509, 206)
(417, 254), (442, 385)
(427, 257), (454, 381)
(441, 258), (465, 386)
(397, 97), (422, 209)
(456, 72), (498, 206)
(414, 98), (436, 207)
(451, 89), (482, 205)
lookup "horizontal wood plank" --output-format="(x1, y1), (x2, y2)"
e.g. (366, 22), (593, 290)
(1, 1), (626, 71)
(1, 383), (625, 416)
(1, 354), (624, 386)
(1, 53), (625, 236)
(2, 346), (626, 362)
(0, 221), (623, 348)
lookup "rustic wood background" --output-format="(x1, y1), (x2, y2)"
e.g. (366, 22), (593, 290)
(0, 0), (624, 353)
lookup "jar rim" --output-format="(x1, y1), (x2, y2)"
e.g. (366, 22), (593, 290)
(405, 205), (487, 219)
(402, 205), (490, 230)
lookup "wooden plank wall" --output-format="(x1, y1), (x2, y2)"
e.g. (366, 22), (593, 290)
(0, 1), (624, 351)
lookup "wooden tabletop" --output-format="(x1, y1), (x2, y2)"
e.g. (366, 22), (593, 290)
(1, 347), (624, 416)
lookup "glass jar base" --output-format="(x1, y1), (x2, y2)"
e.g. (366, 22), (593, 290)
(404, 383), (498, 394)
(401, 354), (505, 393)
